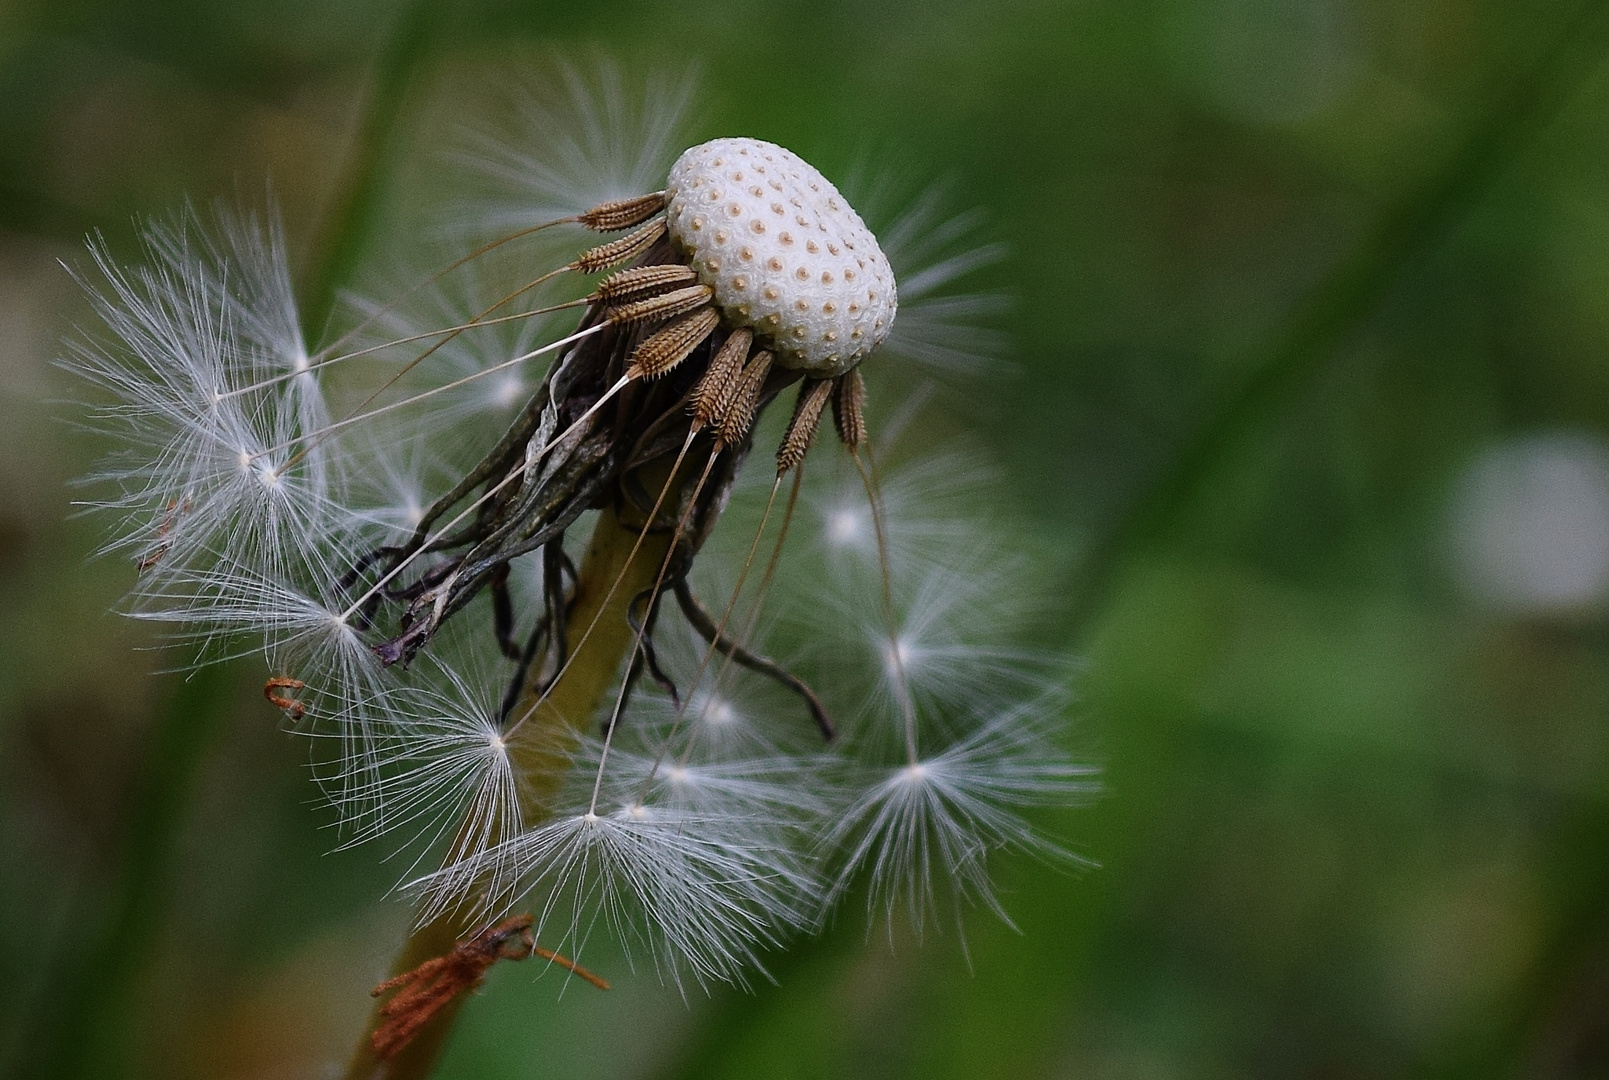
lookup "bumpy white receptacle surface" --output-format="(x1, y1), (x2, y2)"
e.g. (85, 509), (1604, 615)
(664, 138), (895, 377)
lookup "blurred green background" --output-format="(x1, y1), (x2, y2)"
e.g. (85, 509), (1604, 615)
(6, 0), (1609, 1076)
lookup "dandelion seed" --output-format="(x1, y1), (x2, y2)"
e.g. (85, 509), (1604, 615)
(823, 700), (1097, 936)
(67, 206), (344, 587)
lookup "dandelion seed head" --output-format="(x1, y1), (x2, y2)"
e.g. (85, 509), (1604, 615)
(69, 62), (1089, 988)
(666, 137), (896, 376)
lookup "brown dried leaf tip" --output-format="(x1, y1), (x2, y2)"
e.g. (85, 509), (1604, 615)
(263, 676), (307, 721)
(369, 914), (609, 1060)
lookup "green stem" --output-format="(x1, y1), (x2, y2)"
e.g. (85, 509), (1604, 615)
(341, 509), (673, 1080)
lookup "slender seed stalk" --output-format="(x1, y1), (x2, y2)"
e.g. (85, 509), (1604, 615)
(341, 505), (673, 1080)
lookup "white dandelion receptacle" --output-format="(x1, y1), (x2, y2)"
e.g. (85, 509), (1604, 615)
(665, 138), (896, 377)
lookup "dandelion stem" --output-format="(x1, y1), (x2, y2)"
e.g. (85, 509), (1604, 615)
(345, 440), (718, 1077)
(589, 446), (722, 814)
(343, 503), (675, 1079)
(501, 428), (698, 747)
